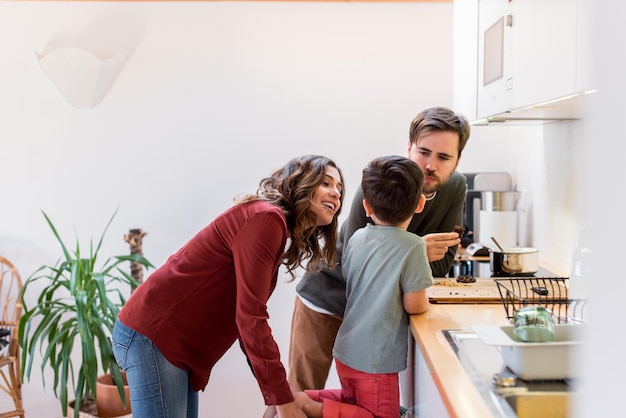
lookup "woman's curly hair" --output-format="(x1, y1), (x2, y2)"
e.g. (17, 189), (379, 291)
(235, 155), (344, 279)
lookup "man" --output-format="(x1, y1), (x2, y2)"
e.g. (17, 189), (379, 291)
(288, 106), (471, 391)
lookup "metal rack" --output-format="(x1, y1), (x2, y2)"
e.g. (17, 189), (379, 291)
(494, 277), (586, 324)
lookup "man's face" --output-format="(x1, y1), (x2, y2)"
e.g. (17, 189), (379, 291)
(407, 130), (460, 195)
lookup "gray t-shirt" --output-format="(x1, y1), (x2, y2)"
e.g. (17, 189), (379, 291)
(296, 170), (466, 316)
(332, 224), (434, 374)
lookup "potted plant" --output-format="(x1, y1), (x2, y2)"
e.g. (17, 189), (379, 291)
(18, 210), (153, 417)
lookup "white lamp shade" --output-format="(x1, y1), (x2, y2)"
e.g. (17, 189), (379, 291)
(37, 46), (127, 109)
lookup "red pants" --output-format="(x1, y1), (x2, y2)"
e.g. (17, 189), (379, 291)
(304, 359), (400, 418)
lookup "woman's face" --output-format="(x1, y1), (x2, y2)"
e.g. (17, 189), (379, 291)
(310, 166), (342, 226)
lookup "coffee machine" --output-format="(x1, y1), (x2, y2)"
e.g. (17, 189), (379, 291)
(463, 172), (518, 248)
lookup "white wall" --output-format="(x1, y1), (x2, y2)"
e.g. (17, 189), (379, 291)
(458, 121), (586, 275)
(0, 1), (453, 266)
(0, 2), (454, 416)
(578, 1), (625, 416)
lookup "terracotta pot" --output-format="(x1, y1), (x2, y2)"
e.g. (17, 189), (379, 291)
(95, 373), (132, 417)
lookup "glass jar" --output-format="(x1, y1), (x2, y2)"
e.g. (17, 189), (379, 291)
(513, 306), (555, 342)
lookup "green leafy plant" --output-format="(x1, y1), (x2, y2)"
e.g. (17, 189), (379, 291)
(18, 210), (154, 417)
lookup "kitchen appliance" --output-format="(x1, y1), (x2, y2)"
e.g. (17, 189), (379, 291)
(466, 242), (489, 256)
(490, 246), (539, 276)
(467, 190), (520, 247)
(463, 172), (518, 247)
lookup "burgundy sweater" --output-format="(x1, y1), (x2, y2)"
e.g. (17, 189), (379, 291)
(118, 201), (293, 405)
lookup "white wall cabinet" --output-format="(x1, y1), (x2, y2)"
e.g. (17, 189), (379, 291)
(400, 333), (449, 418)
(476, 0), (514, 119)
(509, 0), (578, 111)
(455, 0), (592, 123)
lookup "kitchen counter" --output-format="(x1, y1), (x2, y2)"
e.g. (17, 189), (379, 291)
(406, 257), (572, 417)
(408, 303), (512, 418)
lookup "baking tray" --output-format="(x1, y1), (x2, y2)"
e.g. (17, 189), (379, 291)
(472, 324), (587, 380)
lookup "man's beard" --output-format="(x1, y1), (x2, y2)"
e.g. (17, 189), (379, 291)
(423, 170), (448, 194)
(423, 183), (437, 195)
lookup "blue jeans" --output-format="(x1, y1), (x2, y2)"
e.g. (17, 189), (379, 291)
(112, 319), (199, 418)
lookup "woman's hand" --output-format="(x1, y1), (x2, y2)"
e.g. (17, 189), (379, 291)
(422, 232), (460, 262)
(275, 401), (308, 418)
(262, 401), (308, 418)
(262, 405), (278, 418)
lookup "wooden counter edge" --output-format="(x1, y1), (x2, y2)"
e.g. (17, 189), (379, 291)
(409, 304), (510, 418)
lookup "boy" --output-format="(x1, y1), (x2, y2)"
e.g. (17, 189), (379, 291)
(292, 155), (433, 418)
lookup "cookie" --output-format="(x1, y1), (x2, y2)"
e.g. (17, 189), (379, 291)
(456, 275), (476, 283)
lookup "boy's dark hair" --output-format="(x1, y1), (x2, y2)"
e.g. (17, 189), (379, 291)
(361, 155), (424, 225)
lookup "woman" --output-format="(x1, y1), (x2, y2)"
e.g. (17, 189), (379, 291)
(112, 155), (344, 418)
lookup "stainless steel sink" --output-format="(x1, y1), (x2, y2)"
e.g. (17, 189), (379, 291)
(501, 392), (576, 418)
(442, 329), (579, 417)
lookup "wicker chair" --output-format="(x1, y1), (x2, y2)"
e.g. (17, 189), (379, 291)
(0, 257), (24, 418)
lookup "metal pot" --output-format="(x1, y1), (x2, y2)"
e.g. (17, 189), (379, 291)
(490, 246), (539, 276)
